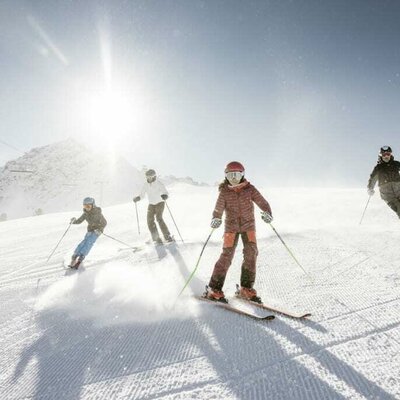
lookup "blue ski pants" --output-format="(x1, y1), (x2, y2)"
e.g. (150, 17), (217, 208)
(73, 231), (100, 259)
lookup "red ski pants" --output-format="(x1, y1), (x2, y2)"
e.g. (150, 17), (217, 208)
(208, 231), (258, 291)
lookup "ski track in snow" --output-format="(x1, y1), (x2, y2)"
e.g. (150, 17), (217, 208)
(1, 186), (400, 399)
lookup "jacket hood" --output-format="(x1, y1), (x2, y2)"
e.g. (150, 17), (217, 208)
(84, 206), (101, 214)
(219, 179), (250, 192)
(378, 155), (395, 164)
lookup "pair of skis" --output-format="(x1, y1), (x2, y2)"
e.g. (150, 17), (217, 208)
(198, 285), (311, 321)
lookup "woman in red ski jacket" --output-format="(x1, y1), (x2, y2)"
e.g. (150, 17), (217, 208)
(206, 161), (273, 303)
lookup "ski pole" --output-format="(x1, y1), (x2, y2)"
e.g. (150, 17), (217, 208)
(268, 223), (314, 283)
(165, 201), (184, 242)
(177, 229), (214, 297)
(101, 232), (139, 251)
(134, 201), (141, 235)
(359, 195), (372, 225)
(46, 222), (73, 263)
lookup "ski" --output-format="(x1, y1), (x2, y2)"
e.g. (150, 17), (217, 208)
(196, 296), (275, 321)
(235, 296), (310, 319)
(117, 246), (143, 252)
(235, 284), (311, 319)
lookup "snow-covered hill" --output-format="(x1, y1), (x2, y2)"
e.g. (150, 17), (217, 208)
(160, 175), (210, 187)
(1, 185), (400, 399)
(0, 139), (144, 220)
(0, 140), (210, 221)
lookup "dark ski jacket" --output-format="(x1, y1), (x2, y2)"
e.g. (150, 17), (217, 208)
(73, 206), (107, 232)
(368, 157), (400, 189)
(213, 179), (272, 233)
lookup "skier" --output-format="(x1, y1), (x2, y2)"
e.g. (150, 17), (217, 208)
(205, 161), (273, 303)
(69, 197), (107, 269)
(133, 169), (174, 244)
(368, 146), (400, 218)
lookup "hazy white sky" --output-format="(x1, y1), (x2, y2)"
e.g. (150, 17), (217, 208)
(1, 0), (399, 186)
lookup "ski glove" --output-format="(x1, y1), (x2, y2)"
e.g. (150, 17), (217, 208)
(367, 188), (375, 196)
(261, 211), (273, 223)
(211, 218), (222, 229)
(94, 229), (102, 235)
(70, 217), (76, 224)
(161, 194), (168, 200)
(133, 196), (140, 203)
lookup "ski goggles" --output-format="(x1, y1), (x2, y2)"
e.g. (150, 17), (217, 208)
(381, 152), (392, 157)
(225, 171), (244, 181)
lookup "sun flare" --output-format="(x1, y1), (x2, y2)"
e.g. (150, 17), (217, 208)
(84, 87), (135, 143)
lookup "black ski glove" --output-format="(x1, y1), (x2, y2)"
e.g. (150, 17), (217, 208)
(133, 196), (140, 203)
(161, 194), (168, 200)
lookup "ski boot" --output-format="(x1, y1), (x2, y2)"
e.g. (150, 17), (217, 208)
(68, 255), (77, 269)
(70, 255), (83, 270)
(204, 285), (227, 303)
(235, 284), (262, 304)
(165, 235), (175, 243)
(154, 238), (163, 246)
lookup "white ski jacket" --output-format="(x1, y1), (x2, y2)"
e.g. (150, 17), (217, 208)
(138, 179), (169, 205)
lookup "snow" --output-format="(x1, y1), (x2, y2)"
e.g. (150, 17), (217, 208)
(0, 139), (143, 220)
(1, 184), (400, 399)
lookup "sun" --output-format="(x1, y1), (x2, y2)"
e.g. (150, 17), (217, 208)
(83, 87), (135, 146)
(73, 77), (158, 155)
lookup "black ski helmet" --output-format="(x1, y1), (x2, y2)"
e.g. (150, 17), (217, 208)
(145, 169), (156, 178)
(380, 146), (392, 154)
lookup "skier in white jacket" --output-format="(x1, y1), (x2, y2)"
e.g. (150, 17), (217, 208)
(133, 169), (174, 244)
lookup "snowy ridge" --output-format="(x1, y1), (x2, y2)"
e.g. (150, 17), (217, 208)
(0, 186), (400, 399)
(0, 139), (143, 219)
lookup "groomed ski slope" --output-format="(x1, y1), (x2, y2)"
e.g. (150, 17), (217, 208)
(1, 184), (400, 400)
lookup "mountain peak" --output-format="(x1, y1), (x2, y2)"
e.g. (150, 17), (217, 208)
(0, 140), (142, 219)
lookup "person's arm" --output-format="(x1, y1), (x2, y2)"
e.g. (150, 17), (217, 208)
(140, 183), (147, 199)
(212, 190), (225, 219)
(367, 165), (379, 190)
(133, 184), (146, 202)
(98, 213), (107, 231)
(251, 187), (272, 214)
(73, 213), (86, 224)
(158, 181), (169, 200)
(92, 209), (107, 233)
(210, 189), (225, 228)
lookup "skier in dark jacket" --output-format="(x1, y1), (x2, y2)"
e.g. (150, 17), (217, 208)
(205, 161), (273, 303)
(368, 146), (400, 218)
(69, 197), (107, 269)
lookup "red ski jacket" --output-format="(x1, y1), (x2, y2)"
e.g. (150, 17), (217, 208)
(212, 180), (272, 233)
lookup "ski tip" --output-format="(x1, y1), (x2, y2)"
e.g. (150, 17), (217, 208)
(263, 315), (275, 320)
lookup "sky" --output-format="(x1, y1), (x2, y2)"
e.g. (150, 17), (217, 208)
(1, 0), (400, 187)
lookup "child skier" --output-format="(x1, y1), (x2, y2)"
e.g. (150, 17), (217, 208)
(368, 146), (400, 218)
(69, 197), (107, 269)
(133, 169), (174, 244)
(206, 161), (273, 303)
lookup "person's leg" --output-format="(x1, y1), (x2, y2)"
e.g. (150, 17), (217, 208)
(73, 234), (88, 259)
(208, 233), (239, 293)
(147, 204), (161, 242)
(71, 232), (98, 268)
(238, 231), (260, 301)
(380, 184), (400, 218)
(77, 232), (99, 259)
(386, 199), (400, 218)
(155, 202), (172, 240)
(240, 231), (258, 288)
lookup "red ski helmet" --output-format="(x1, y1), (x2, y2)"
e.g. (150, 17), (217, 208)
(225, 161), (245, 173)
